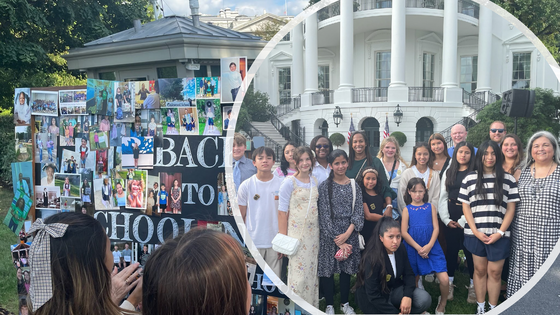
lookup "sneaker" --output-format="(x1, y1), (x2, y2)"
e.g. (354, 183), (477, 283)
(325, 305), (335, 315)
(341, 302), (356, 315)
(447, 281), (455, 301)
(425, 273), (435, 282)
(476, 306), (485, 315)
(467, 284), (476, 304)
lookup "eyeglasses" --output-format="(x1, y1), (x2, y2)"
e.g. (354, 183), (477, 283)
(490, 129), (505, 133)
(315, 145), (329, 149)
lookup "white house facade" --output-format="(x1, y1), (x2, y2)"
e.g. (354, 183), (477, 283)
(252, 0), (560, 159)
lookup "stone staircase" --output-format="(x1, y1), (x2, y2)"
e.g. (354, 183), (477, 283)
(250, 121), (287, 148)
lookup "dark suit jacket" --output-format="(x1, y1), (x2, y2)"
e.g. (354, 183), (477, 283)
(355, 243), (416, 314)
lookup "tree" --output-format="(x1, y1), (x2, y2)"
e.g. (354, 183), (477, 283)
(0, 0), (150, 110)
(236, 83), (275, 132)
(390, 131), (407, 147)
(253, 20), (286, 41)
(466, 88), (560, 147)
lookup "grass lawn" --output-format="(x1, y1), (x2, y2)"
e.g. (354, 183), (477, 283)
(0, 187), (19, 313)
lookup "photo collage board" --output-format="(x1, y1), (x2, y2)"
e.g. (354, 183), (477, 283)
(7, 56), (286, 303)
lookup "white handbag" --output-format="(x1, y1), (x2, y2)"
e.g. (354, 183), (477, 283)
(271, 177), (314, 256)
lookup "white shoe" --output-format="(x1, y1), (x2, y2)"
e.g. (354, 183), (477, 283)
(467, 283), (476, 304)
(341, 303), (356, 315)
(425, 273), (435, 282)
(448, 281), (455, 301)
(325, 305), (335, 315)
(476, 306), (485, 315)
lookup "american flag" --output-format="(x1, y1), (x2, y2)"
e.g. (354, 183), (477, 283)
(383, 115), (390, 139)
(347, 115), (355, 144)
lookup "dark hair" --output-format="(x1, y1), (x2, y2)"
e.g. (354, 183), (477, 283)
(229, 62), (237, 68)
(429, 133), (450, 159)
(251, 146), (275, 162)
(474, 141), (505, 206)
(403, 178), (429, 205)
(31, 212), (123, 315)
(410, 142), (433, 168)
(501, 134), (524, 174)
(327, 150), (349, 214)
(309, 135), (333, 158)
(292, 146), (315, 176)
(445, 141), (476, 191)
(227, 109), (232, 115)
(142, 229), (248, 315)
(348, 131), (373, 169)
(279, 142), (297, 176)
(356, 166), (382, 195)
(354, 217), (401, 293)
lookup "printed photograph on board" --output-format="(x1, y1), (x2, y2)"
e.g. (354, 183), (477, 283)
(222, 105), (234, 131)
(195, 77), (220, 100)
(34, 133), (57, 164)
(158, 78), (194, 107)
(59, 116), (80, 146)
(159, 172), (182, 214)
(146, 174), (161, 216)
(94, 176), (119, 210)
(86, 79), (114, 116)
(59, 89), (87, 115)
(197, 99), (222, 135)
(220, 57), (246, 103)
(114, 82), (135, 123)
(125, 175), (147, 210)
(61, 148), (82, 174)
(112, 178), (127, 208)
(14, 88), (31, 125)
(35, 185), (61, 210)
(39, 162), (58, 186)
(15, 126), (33, 162)
(3, 190), (33, 235)
(121, 136), (154, 169)
(141, 109), (163, 138)
(134, 80), (157, 109)
(54, 173), (81, 198)
(178, 107), (198, 135)
(11, 162), (33, 199)
(31, 90), (58, 116)
(75, 137), (96, 175)
(161, 107), (180, 135)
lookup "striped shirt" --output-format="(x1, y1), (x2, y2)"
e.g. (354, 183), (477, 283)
(457, 171), (519, 237)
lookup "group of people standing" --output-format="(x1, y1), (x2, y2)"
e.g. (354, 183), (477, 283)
(233, 120), (560, 314)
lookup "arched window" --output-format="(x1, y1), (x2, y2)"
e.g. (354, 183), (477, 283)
(319, 120), (329, 138)
(361, 118), (380, 157)
(416, 117), (434, 144)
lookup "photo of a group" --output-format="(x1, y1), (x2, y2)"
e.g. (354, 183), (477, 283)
(195, 77), (220, 100)
(59, 89), (87, 115)
(220, 57), (246, 103)
(59, 116), (80, 146)
(86, 79), (114, 116)
(159, 172), (182, 214)
(14, 88), (31, 125)
(178, 107), (198, 135)
(31, 90), (58, 117)
(114, 82), (135, 123)
(34, 133), (57, 164)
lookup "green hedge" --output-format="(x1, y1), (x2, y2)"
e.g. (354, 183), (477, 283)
(0, 110), (17, 186)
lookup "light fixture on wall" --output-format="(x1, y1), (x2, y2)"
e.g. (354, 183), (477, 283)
(333, 106), (343, 127)
(393, 104), (403, 127)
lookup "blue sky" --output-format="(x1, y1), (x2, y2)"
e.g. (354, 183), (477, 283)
(161, 0), (309, 17)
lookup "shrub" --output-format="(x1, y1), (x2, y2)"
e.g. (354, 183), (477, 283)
(330, 132), (346, 147)
(390, 131), (407, 147)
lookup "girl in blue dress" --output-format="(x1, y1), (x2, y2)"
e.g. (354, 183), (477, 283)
(402, 177), (449, 314)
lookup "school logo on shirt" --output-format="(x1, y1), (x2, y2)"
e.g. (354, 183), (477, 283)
(386, 274), (391, 282)
(161, 195), (166, 200)
(370, 203), (376, 211)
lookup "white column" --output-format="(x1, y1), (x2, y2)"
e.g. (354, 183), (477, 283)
(441, 0), (462, 102)
(304, 13), (318, 94)
(339, 0), (354, 89)
(292, 23), (304, 96)
(476, 5), (493, 94)
(388, 0), (408, 102)
(441, 0), (458, 88)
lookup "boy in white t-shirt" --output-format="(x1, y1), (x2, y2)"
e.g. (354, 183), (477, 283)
(238, 146), (284, 277)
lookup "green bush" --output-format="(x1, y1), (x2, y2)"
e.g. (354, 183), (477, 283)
(0, 110), (17, 186)
(330, 132), (346, 147)
(390, 131), (407, 147)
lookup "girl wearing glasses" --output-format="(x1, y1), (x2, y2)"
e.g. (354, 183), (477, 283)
(458, 141), (519, 314)
(508, 131), (560, 298)
(310, 135), (333, 185)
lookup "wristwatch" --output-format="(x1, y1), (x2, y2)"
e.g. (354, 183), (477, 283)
(497, 229), (505, 236)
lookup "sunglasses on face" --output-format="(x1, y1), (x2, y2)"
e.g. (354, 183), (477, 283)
(490, 129), (505, 133)
(315, 145), (329, 149)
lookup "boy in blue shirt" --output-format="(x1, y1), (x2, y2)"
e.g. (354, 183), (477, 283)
(159, 183), (168, 213)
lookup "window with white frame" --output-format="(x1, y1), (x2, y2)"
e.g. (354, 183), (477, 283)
(375, 51), (391, 89)
(460, 56), (478, 93)
(318, 65), (330, 91)
(512, 52), (531, 89)
(423, 53), (435, 97)
(278, 67), (291, 105)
